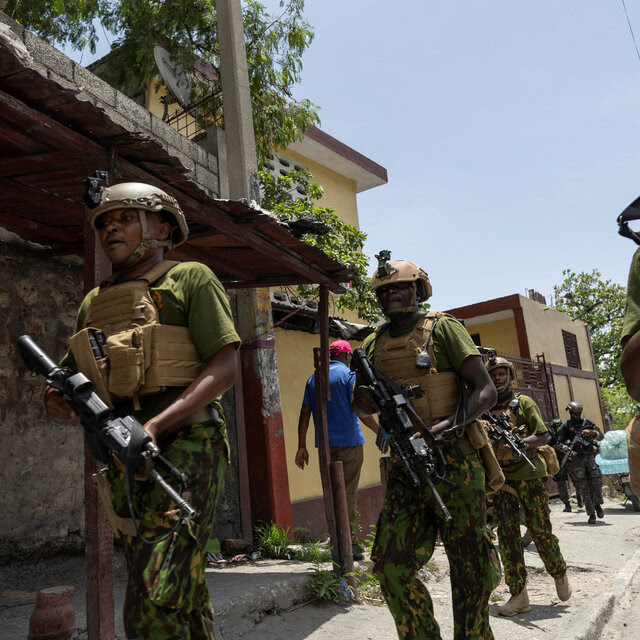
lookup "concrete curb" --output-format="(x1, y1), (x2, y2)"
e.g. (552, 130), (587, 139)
(215, 573), (310, 638)
(555, 550), (640, 640)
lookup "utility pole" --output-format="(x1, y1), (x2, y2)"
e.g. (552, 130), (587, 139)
(217, 0), (293, 528)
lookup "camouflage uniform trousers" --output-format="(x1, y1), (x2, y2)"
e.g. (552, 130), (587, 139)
(372, 447), (500, 640)
(553, 465), (581, 505)
(494, 477), (567, 596)
(108, 418), (229, 640)
(571, 455), (603, 517)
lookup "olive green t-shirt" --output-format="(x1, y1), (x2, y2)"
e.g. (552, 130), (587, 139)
(359, 313), (480, 375)
(622, 246), (640, 343)
(61, 261), (241, 423)
(494, 392), (548, 482)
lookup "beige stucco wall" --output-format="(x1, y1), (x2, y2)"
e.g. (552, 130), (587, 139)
(282, 148), (360, 229)
(519, 296), (594, 371)
(274, 327), (381, 504)
(463, 315), (521, 357)
(553, 374), (572, 419)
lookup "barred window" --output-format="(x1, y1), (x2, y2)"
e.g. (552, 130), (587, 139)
(562, 330), (582, 369)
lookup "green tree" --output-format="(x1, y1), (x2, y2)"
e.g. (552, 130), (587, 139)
(4, 0), (319, 163)
(260, 169), (379, 323)
(553, 269), (636, 428)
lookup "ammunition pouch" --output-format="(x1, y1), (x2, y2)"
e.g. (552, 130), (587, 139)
(373, 313), (460, 428)
(538, 444), (560, 476)
(69, 261), (204, 408)
(466, 420), (505, 494)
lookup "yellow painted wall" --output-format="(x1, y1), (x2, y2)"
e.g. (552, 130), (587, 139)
(146, 79), (202, 139)
(278, 147), (363, 324)
(282, 148), (360, 229)
(519, 296), (594, 372)
(463, 316), (520, 357)
(274, 327), (381, 504)
(553, 374), (572, 421)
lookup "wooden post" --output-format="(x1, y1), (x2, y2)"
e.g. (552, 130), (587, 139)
(82, 221), (114, 639)
(330, 461), (355, 590)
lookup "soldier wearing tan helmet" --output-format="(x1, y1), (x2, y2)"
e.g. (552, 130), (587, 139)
(352, 250), (501, 640)
(556, 400), (604, 525)
(44, 181), (240, 639)
(485, 355), (571, 616)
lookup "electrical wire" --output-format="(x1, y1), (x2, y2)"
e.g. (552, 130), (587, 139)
(621, 0), (640, 66)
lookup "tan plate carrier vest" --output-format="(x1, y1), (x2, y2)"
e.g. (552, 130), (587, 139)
(491, 394), (556, 475)
(374, 312), (505, 493)
(492, 395), (525, 462)
(69, 260), (204, 409)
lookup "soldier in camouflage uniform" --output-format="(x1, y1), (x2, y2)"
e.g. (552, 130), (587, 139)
(352, 253), (501, 640)
(486, 357), (571, 616)
(44, 183), (240, 639)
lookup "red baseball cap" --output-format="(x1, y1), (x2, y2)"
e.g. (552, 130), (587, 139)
(329, 340), (353, 355)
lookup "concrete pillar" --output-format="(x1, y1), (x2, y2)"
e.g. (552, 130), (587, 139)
(217, 0), (260, 203)
(218, 0), (292, 529)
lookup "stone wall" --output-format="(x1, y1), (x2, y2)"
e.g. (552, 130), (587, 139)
(0, 240), (242, 563)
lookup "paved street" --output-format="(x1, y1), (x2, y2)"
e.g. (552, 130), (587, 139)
(221, 496), (640, 640)
(1, 495), (638, 639)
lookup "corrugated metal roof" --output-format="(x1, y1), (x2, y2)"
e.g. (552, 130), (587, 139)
(0, 16), (354, 292)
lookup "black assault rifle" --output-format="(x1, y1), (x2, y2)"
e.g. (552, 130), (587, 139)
(482, 411), (537, 472)
(559, 430), (599, 470)
(17, 335), (196, 523)
(350, 348), (452, 522)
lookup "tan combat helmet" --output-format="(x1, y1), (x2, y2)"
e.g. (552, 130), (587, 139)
(486, 356), (515, 379)
(370, 250), (432, 314)
(88, 182), (189, 256)
(486, 355), (515, 393)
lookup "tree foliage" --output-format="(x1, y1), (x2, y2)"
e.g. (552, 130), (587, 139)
(553, 269), (635, 428)
(553, 269), (626, 388)
(260, 169), (379, 323)
(601, 383), (637, 430)
(5, 0), (320, 163)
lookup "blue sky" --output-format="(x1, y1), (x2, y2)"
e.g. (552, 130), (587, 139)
(63, 1), (640, 310)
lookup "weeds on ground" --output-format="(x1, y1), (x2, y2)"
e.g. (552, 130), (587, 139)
(254, 521), (293, 559)
(347, 563), (384, 605)
(296, 540), (333, 563)
(489, 591), (504, 603)
(305, 564), (346, 601)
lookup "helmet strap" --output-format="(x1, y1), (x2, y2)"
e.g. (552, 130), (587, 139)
(384, 282), (419, 315)
(132, 210), (173, 257)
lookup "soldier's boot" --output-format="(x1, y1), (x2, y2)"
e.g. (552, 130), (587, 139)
(562, 502), (572, 512)
(588, 514), (596, 525)
(498, 587), (532, 616)
(576, 495), (583, 508)
(595, 504), (604, 519)
(554, 574), (572, 601)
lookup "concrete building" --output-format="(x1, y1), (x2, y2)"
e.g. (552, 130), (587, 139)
(447, 291), (605, 429)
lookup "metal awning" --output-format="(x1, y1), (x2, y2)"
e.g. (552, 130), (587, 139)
(0, 19), (354, 292)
